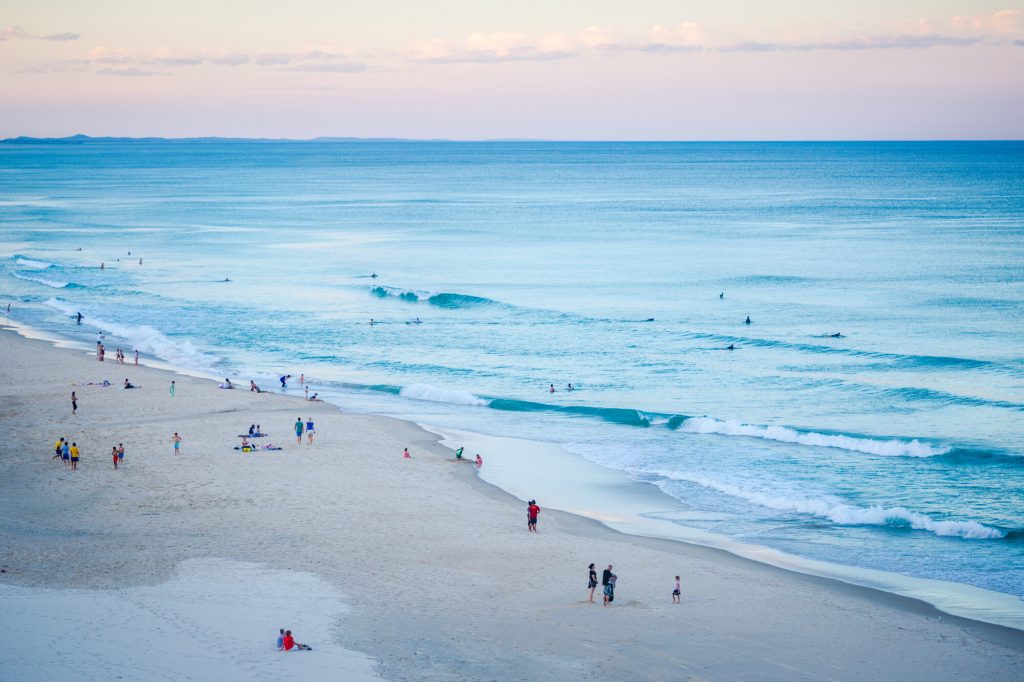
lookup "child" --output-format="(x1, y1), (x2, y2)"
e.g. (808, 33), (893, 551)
(112, 446), (119, 470)
(403, 447), (411, 458)
(172, 432), (182, 454)
(118, 443), (125, 466)
(672, 575), (681, 603)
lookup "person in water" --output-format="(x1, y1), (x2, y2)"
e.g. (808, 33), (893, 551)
(549, 384), (555, 393)
(475, 454), (483, 468)
(567, 383), (574, 391)
(76, 311), (82, 324)
(726, 344), (735, 350)
(745, 316), (751, 324)
(720, 292), (724, 299)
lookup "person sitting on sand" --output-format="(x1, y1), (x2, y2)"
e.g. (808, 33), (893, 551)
(403, 447), (411, 458)
(249, 424), (256, 436)
(309, 392), (320, 401)
(224, 378), (234, 389)
(250, 380), (261, 393)
(276, 628), (285, 650)
(123, 378), (136, 389)
(281, 630), (311, 651)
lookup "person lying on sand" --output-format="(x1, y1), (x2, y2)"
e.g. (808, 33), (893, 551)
(123, 378), (137, 389)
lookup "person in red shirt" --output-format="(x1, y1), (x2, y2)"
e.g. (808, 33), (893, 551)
(281, 630), (311, 651)
(527, 500), (540, 533)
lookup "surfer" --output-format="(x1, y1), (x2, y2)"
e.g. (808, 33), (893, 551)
(726, 344), (735, 350)
(370, 318), (375, 326)
(644, 318), (655, 322)
(567, 383), (574, 391)
(100, 262), (105, 270)
(76, 311), (82, 324)
(371, 273), (378, 278)
(830, 332), (843, 338)
(223, 278), (230, 282)
(745, 316), (751, 324)
(720, 292), (724, 299)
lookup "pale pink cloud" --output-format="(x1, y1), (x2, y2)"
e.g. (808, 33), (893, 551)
(1, 25), (80, 41)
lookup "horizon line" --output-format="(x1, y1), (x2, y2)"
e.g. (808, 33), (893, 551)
(3, 134), (1024, 144)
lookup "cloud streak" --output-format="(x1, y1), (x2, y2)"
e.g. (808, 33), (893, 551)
(2, 25), (79, 41)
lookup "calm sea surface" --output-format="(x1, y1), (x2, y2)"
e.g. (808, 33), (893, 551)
(2, 140), (1022, 597)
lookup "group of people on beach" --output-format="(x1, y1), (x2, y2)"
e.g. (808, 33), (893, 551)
(94, 334), (137, 366)
(275, 628), (311, 652)
(294, 418), (315, 444)
(52, 437), (80, 470)
(586, 563), (619, 605)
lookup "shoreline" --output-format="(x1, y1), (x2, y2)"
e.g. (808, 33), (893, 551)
(7, 314), (1022, 631)
(1, 320), (1022, 680)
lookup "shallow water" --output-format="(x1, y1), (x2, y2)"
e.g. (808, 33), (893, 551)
(1, 139), (1022, 598)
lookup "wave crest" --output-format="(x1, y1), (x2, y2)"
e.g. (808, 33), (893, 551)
(44, 298), (220, 371)
(664, 473), (1004, 540)
(12, 272), (78, 289)
(399, 383), (490, 406)
(14, 257), (54, 269)
(677, 416), (950, 458)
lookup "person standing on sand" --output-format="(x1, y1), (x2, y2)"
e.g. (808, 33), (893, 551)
(71, 390), (77, 415)
(672, 575), (681, 603)
(118, 443), (125, 467)
(527, 500), (540, 533)
(112, 446), (119, 470)
(588, 563), (598, 603)
(294, 418), (304, 444)
(70, 442), (80, 470)
(602, 565), (615, 606)
(134, 349), (138, 366)
(61, 441), (70, 466)
(169, 380), (175, 397)
(304, 385), (309, 400)
(306, 418), (315, 444)
(172, 432), (182, 454)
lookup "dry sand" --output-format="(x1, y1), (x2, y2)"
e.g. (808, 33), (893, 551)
(0, 326), (1022, 681)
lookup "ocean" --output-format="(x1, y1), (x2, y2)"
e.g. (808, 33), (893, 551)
(2, 140), (1022, 609)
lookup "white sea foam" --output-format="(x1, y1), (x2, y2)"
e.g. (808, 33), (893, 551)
(678, 416), (950, 457)
(12, 271), (71, 288)
(44, 297), (220, 371)
(14, 257), (54, 269)
(400, 383), (490, 406)
(661, 472), (1004, 539)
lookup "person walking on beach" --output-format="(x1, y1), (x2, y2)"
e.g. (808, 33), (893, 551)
(169, 380), (175, 397)
(602, 565), (615, 606)
(69, 442), (80, 470)
(588, 563), (598, 603)
(672, 575), (681, 603)
(306, 418), (315, 444)
(294, 418), (304, 444)
(71, 390), (77, 415)
(53, 437), (65, 462)
(61, 440), (70, 466)
(118, 443), (125, 467)
(112, 446), (119, 470)
(527, 500), (540, 533)
(172, 432), (182, 454)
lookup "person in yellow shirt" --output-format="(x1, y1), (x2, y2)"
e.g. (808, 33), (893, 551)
(70, 442), (80, 471)
(53, 437), (65, 462)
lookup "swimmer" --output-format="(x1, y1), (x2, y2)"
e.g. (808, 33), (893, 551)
(76, 311), (82, 324)
(830, 332), (843, 338)
(223, 277), (230, 282)
(371, 273), (378, 278)
(567, 383), (574, 391)
(370, 318), (375, 326)
(720, 292), (724, 299)
(726, 343), (735, 350)
(745, 316), (751, 324)
(644, 318), (655, 322)
(100, 262), (105, 270)
(549, 384), (555, 393)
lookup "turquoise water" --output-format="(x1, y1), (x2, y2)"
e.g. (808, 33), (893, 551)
(2, 140), (1022, 598)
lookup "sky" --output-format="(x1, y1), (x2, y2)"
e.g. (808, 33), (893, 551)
(1, 0), (1023, 139)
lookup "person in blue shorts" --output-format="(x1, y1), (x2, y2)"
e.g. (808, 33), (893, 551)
(294, 418), (304, 444)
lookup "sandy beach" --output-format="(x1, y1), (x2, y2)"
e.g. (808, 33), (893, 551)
(1, 325), (1022, 681)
